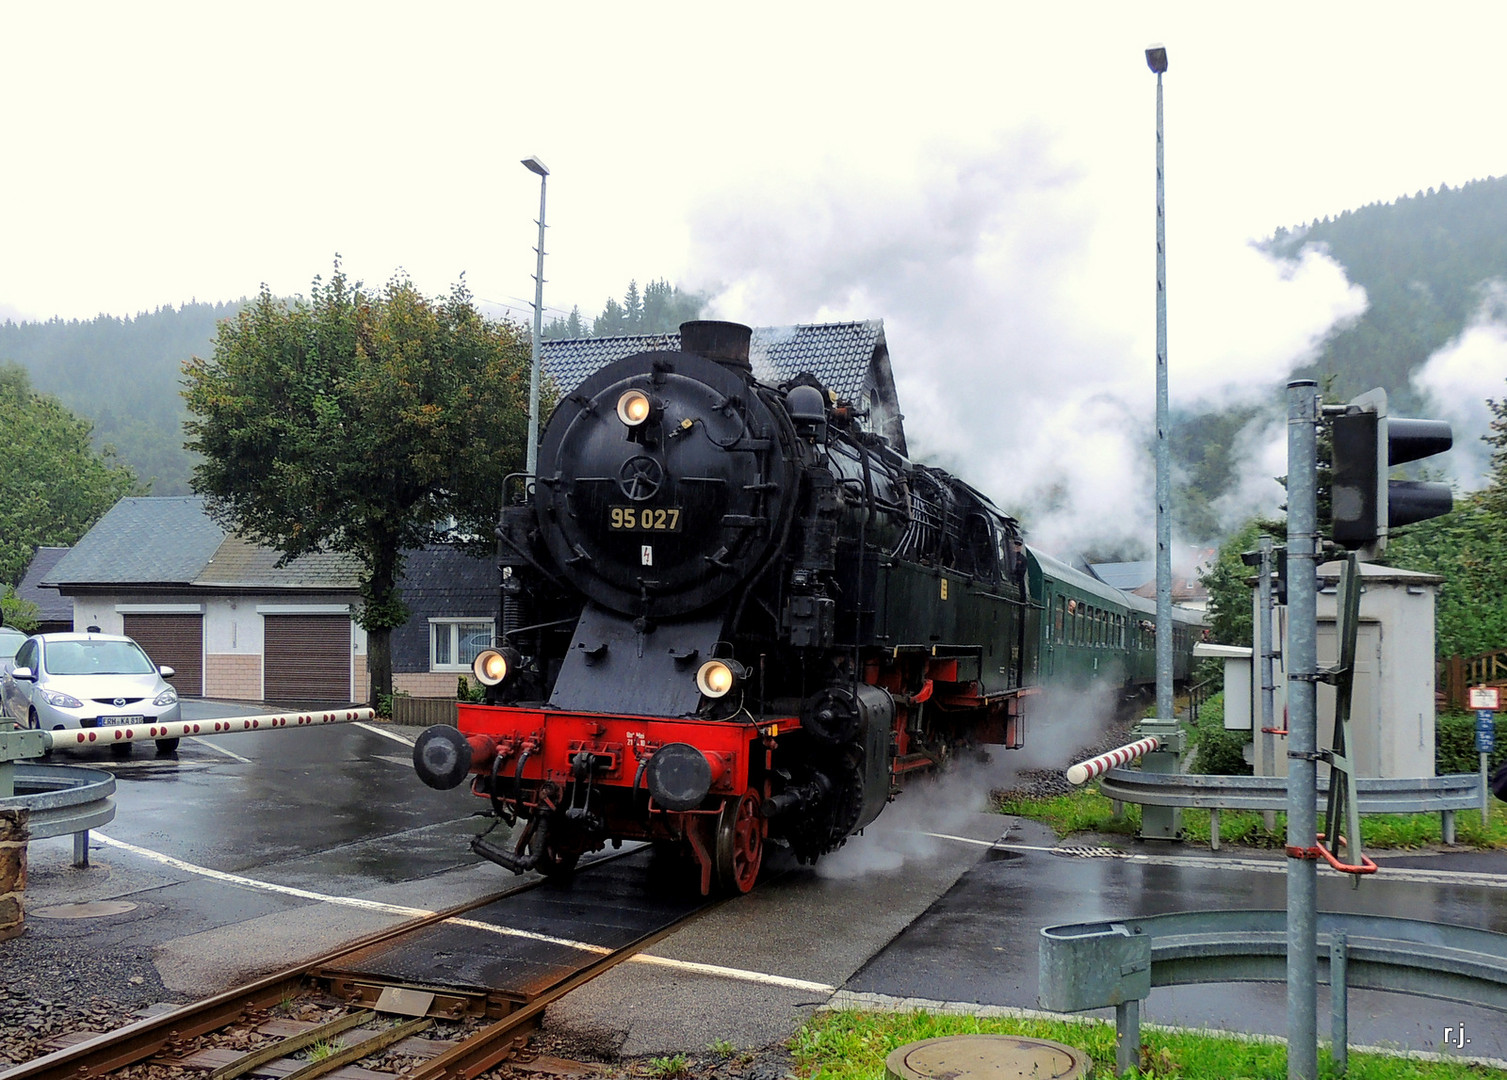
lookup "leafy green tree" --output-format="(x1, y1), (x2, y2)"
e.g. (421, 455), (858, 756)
(1383, 494), (1507, 658)
(183, 266), (532, 701)
(2, 586), (40, 632)
(1486, 379), (1507, 518)
(1199, 520), (1264, 647)
(0, 362), (141, 586)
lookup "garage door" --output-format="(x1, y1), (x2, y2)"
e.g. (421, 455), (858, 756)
(263, 615), (351, 702)
(122, 614), (204, 696)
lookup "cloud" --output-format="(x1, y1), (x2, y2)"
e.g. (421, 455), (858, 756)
(1411, 282), (1507, 492)
(686, 137), (1368, 555)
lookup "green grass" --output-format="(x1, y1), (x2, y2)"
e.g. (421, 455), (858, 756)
(996, 782), (1507, 850)
(644, 1053), (690, 1078)
(793, 1009), (1494, 1079)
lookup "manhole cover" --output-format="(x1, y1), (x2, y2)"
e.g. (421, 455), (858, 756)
(30, 901), (138, 919)
(885, 1035), (1090, 1079)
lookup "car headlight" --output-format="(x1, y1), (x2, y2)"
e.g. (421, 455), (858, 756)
(40, 689), (84, 709)
(696, 658), (746, 699)
(155, 687), (179, 706)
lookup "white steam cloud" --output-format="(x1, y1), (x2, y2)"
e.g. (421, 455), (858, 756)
(815, 684), (1125, 881)
(687, 136), (1367, 555)
(1412, 282), (1507, 492)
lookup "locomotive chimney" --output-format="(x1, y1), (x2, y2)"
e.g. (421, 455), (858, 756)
(680, 320), (752, 372)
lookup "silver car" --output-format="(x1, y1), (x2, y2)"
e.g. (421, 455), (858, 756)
(3, 632), (182, 755)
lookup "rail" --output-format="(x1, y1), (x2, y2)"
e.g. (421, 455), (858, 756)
(1096, 768), (1483, 849)
(1040, 908), (1507, 1075)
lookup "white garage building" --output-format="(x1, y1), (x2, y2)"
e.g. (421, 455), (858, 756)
(45, 497), (369, 703)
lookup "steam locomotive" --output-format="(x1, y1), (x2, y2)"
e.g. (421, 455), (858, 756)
(412, 321), (1199, 893)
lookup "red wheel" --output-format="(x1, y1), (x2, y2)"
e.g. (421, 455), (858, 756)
(715, 789), (764, 894)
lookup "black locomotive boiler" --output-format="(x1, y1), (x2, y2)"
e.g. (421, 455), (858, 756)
(413, 320), (1101, 893)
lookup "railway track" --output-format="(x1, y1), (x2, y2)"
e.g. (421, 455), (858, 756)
(2, 846), (715, 1080)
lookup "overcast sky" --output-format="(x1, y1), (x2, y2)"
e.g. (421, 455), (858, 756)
(5, 3), (1505, 553)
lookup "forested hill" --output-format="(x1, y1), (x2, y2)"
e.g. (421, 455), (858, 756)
(0, 302), (239, 494)
(1272, 174), (1507, 415)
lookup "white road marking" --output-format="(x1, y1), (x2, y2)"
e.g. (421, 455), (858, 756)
(91, 834), (835, 992)
(357, 722), (415, 746)
(191, 737), (252, 763)
(990, 841), (1507, 889)
(93, 835), (432, 915)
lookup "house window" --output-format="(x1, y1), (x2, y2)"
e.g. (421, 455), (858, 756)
(430, 619), (495, 671)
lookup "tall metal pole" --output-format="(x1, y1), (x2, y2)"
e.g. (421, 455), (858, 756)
(1285, 379), (1320, 1080)
(522, 156), (549, 480)
(1258, 533), (1278, 831)
(1147, 45), (1173, 725)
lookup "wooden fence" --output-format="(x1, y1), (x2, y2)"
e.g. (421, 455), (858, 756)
(392, 696), (458, 727)
(1438, 648), (1507, 711)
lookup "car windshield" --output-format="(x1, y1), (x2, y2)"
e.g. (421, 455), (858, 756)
(44, 640), (157, 676)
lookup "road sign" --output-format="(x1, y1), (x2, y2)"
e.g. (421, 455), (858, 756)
(1469, 686), (1502, 710)
(1477, 712), (1497, 754)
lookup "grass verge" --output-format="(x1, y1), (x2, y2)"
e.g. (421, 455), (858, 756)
(793, 1009), (1494, 1079)
(994, 783), (1507, 850)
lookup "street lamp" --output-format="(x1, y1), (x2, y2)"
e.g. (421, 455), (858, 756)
(522, 155), (549, 480)
(1146, 45), (1172, 732)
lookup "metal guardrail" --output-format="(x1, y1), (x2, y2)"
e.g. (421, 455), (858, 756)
(0, 764), (115, 866)
(1097, 768), (1483, 848)
(1041, 908), (1507, 1075)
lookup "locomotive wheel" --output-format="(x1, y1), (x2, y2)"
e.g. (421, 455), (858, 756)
(714, 789), (764, 894)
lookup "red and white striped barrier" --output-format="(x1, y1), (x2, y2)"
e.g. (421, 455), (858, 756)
(50, 708), (377, 749)
(1065, 736), (1162, 786)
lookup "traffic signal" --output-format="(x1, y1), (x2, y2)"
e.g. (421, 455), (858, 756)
(1330, 388), (1453, 557)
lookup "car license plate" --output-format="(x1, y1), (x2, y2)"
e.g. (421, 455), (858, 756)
(101, 715), (145, 725)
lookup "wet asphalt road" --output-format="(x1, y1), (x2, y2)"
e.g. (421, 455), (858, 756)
(10, 704), (1507, 1065)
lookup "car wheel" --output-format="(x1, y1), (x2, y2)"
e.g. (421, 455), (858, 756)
(155, 738), (180, 754)
(28, 708), (52, 757)
(109, 740), (134, 758)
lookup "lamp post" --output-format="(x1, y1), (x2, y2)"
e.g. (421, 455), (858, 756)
(1145, 44), (1173, 729)
(522, 155), (549, 480)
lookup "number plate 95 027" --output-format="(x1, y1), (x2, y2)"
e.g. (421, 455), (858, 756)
(608, 506), (682, 532)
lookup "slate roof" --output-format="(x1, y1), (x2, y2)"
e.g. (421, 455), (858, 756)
(16, 546), (72, 623)
(540, 321), (886, 403)
(397, 545), (496, 598)
(46, 497), (227, 587)
(44, 497), (359, 592)
(194, 536), (360, 590)
(1089, 561), (1156, 592)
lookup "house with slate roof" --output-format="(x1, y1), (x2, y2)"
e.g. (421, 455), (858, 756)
(15, 547), (74, 633)
(45, 497), (370, 702)
(42, 497), (502, 703)
(540, 320), (908, 454)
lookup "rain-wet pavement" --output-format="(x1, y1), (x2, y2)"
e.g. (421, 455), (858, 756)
(8, 706), (1507, 1066)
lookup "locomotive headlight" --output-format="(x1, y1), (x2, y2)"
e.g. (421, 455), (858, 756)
(696, 658), (747, 699)
(616, 389), (653, 427)
(472, 646), (521, 687)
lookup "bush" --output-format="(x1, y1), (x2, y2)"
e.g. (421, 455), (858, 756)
(1188, 692), (1253, 775)
(1436, 711), (1507, 775)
